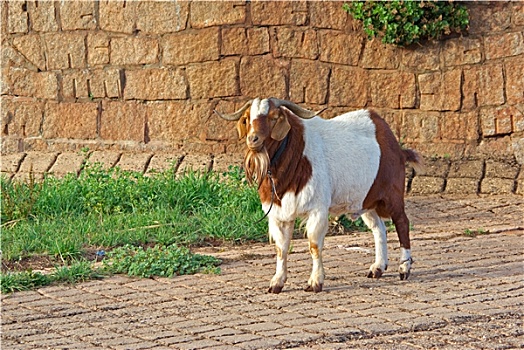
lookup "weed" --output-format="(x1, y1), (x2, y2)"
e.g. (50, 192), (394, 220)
(464, 228), (487, 237)
(104, 244), (221, 278)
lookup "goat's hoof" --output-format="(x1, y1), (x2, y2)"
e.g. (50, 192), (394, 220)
(268, 285), (283, 294)
(304, 283), (323, 293)
(399, 258), (413, 281)
(399, 271), (410, 280)
(367, 268), (383, 279)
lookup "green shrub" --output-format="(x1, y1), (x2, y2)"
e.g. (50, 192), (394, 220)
(343, 1), (469, 46)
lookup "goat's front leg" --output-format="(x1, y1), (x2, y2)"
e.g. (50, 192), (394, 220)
(362, 210), (388, 278)
(305, 211), (328, 292)
(268, 218), (294, 294)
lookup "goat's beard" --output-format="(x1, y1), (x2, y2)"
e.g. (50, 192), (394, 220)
(244, 147), (269, 187)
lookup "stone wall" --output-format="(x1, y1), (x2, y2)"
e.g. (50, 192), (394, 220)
(1, 1), (523, 194)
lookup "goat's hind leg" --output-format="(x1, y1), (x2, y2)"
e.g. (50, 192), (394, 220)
(268, 218), (294, 294)
(391, 208), (413, 280)
(362, 210), (388, 279)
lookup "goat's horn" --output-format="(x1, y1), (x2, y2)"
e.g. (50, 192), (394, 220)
(269, 98), (321, 119)
(214, 100), (252, 121)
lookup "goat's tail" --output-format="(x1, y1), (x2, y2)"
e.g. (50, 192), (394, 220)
(403, 149), (424, 173)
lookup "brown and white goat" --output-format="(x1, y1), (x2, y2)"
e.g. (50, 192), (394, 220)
(216, 98), (422, 293)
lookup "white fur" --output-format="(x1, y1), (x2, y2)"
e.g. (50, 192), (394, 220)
(250, 98), (269, 120)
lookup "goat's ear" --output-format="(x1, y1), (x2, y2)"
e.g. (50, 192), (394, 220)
(236, 113), (249, 139)
(271, 113), (291, 141)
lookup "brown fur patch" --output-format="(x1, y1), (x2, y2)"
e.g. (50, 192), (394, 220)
(363, 110), (420, 250)
(256, 108), (313, 206)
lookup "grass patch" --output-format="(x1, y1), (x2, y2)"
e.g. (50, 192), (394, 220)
(1, 161), (369, 293)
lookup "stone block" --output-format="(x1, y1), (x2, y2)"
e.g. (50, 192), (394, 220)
(485, 32), (524, 60)
(505, 58), (524, 105)
(1, 153), (25, 173)
(146, 154), (183, 174)
(61, 69), (121, 100)
(402, 111), (439, 143)
(179, 154), (213, 173)
(415, 158), (450, 177)
(60, 1), (96, 30)
(124, 68), (187, 101)
(289, 59), (329, 105)
(43, 102), (98, 140)
(419, 70), (461, 111)
(212, 154), (243, 173)
(361, 39), (399, 69)
(480, 178), (515, 194)
(87, 33), (110, 66)
(485, 160), (520, 179)
(448, 160), (484, 179)
(43, 33), (86, 70)
(445, 178), (479, 195)
(100, 101), (146, 142)
(48, 152), (86, 177)
(8, 68), (57, 99)
(99, 0), (137, 34)
(240, 56), (286, 99)
(309, 1), (353, 30)
(319, 30), (363, 66)
(12, 34), (46, 71)
(110, 37), (159, 66)
(27, 1), (58, 31)
(221, 27), (269, 56)
(186, 59), (239, 99)
(517, 178), (524, 195)
(18, 152), (58, 173)
(439, 111), (479, 143)
(146, 101), (214, 143)
(468, 2), (511, 34)
(115, 153), (153, 173)
(7, 1), (28, 33)
(12, 172), (44, 182)
(441, 38), (482, 67)
(273, 28), (318, 59)
(329, 65), (367, 107)
(401, 43), (440, 70)
(370, 72), (416, 109)
(190, 1), (245, 28)
(1, 97), (44, 138)
(473, 136), (514, 161)
(512, 135), (524, 165)
(410, 176), (445, 195)
(463, 64), (505, 110)
(251, 1), (307, 26)
(514, 3), (524, 25)
(87, 151), (121, 169)
(480, 106), (523, 137)
(136, 1), (188, 34)
(162, 28), (219, 65)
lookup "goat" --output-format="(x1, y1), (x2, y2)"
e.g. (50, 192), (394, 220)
(216, 98), (422, 293)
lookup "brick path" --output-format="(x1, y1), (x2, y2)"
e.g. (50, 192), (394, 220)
(2, 194), (523, 349)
